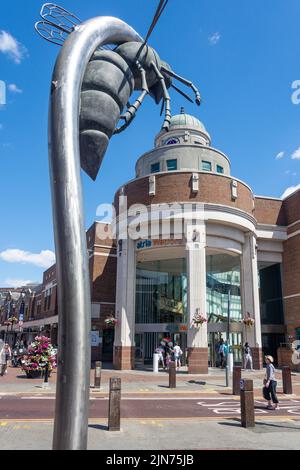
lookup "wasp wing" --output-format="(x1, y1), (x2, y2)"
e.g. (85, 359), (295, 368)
(40, 3), (81, 33)
(35, 21), (70, 47)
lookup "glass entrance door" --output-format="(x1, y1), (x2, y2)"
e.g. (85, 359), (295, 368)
(208, 332), (243, 367)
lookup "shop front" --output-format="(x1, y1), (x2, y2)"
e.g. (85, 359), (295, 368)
(133, 244), (246, 367)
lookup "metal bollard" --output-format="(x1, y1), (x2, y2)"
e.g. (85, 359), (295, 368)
(108, 377), (121, 431)
(42, 364), (50, 389)
(282, 366), (293, 395)
(232, 366), (242, 395)
(94, 361), (102, 389)
(240, 379), (255, 428)
(169, 361), (176, 389)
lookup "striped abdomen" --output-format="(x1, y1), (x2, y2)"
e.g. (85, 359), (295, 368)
(80, 49), (134, 180)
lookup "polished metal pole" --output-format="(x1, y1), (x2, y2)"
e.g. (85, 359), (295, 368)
(49, 17), (142, 450)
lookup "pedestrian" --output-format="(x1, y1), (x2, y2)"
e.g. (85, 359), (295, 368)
(218, 339), (226, 368)
(243, 342), (253, 370)
(0, 343), (11, 376)
(164, 341), (173, 369)
(0, 340), (5, 376)
(263, 355), (279, 410)
(173, 342), (183, 369)
(155, 344), (165, 370)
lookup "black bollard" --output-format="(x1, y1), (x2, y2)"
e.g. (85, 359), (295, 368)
(108, 377), (121, 431)
(42, 364), (50, 388)
(240, 379), (255, 428)
(233, 366), (242, 395)
(169, 361), (176, 389)
(94, 361), (102, 389)
(282, 366), (293, 394)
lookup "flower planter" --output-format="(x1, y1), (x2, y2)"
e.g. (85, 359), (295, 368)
(25, 370), (42, 379)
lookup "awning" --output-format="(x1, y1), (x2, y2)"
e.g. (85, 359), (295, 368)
(0, 315), (58, 331)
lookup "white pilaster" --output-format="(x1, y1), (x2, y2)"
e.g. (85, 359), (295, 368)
(241, 232), (262, 348)
(186, 222), (207, 348)
(114, 238), (136, 347)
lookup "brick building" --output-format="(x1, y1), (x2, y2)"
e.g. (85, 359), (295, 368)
(0, 111), (299, 371)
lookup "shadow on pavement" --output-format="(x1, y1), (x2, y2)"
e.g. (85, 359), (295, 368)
(88, 424), (108, 431)
(187, 380), (206, 385)
(219, 419), (300, 431)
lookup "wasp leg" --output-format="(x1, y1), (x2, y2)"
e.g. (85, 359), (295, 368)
(161, 66), (201, 106)
(151, 62), (171, 132)
(114, 61), (149, 135)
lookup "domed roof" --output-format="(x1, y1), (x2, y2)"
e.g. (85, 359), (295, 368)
(169, 110), (207, 132)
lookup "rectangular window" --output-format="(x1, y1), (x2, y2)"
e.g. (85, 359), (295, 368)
(150, 162), (160, 173)
(202, 160), (211, 171)
(217, 165), (224, 174)
(259, 263), (284, 325)
(167, 159), (177, 171)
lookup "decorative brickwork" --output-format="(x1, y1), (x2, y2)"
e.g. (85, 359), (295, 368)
(115, 173), (254, 215)
(113, 346), (135, 370)
(187, 347), (208, 374)
(252, 347), (263, 369)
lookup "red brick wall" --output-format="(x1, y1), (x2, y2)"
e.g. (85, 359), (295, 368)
(115, 173), (254, 215)
(282, 190), (300, 341)
(254, 197), (285, 225)
(283, 190), (300, 225)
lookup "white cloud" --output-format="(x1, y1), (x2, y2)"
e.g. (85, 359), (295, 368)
(0, 249), (55, 268)
(291, 147), (300, 160)
(275, 151), (285, 160)
(8, 83), (22, 94)
(209, 32), (221, 45)
(281, 183), (300, 199)
(0, 30), (27, 64)
(4, 279), (34, 288)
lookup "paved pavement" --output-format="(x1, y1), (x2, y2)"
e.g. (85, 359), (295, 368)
(0, 418), (300, 450)
(1, 365), (300, 450)
(1, 364), (300, 396)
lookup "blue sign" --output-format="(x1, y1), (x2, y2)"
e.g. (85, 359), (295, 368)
(137, 240), (152, 250)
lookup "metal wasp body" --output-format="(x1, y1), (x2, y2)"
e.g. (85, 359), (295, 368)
(36, 3), (201, 180)
(80, 42), (201, 179)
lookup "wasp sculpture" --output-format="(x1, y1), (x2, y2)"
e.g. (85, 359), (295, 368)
(36, 2), (201, 180)
(35, 3), (202, 449)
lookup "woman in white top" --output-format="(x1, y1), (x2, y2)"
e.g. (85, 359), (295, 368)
(173, 343), (183, 369)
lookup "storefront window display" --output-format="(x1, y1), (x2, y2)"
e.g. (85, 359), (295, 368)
(136, 258), (187, 324)
(206, 253), (242, 323)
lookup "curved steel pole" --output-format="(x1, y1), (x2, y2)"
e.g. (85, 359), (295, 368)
(49, 17), (142, 450)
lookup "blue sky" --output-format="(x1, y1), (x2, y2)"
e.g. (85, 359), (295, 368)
(0, 0), (299, 286)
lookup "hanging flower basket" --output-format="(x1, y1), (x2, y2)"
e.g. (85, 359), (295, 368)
(5, 316), (18, 326)
(242, 313), (255, 327)
(104, 316), (118, 328)
(192, 313), (207, 328)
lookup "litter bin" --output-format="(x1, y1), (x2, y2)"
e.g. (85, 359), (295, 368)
(153, 353), (160, 373)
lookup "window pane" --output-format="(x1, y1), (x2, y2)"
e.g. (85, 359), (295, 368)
(167, 159), (177, 171)
(206, 253), (242, 323)
(259, 264), (284, 325)
(202, 160), (211, 171)
(136, 258), (187, 324)
(217, 165), (224, 174)
(151, 162), (160, 173)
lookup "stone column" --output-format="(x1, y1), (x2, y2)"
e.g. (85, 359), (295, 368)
(186, 222), (208, 374)
(113, 238), (136, 370)
(241, 232), (263, 369)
